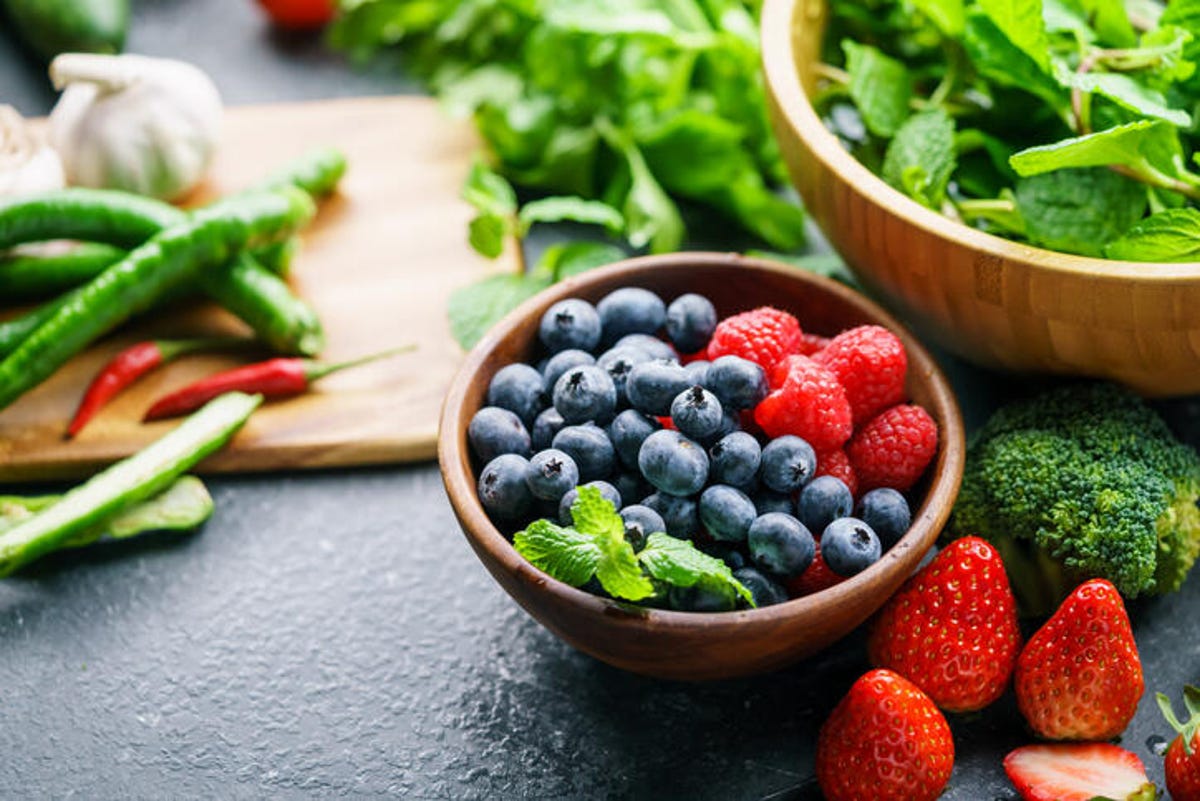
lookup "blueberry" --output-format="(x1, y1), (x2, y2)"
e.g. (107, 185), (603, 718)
(598, 288), (666, 344)
(553, 365), (617, 424)
(626, 360), (690, 416)
(608, 409), (660, 470)
(531, 407), (566, 451)
(638, 430), (709, 497)
(615, 333), (677, 363)
(597, 346), (653, 406)
(559, 481), (623, 525)
(468, 406), (532, 462)
(542, 349), (595, 392)
(699, 485), (757, 542)
(821, 517), (882, 577)
(552, 424), (616, 482)
(668, 583), (737, 612)
(747, 513), (816, 579)
(539, 298), (601, 353)
(753, 490), (795, 517)
(856, 488), (912, 550)
(798, 476), (854, 536)
(733, 566), (789, 607)
(525, 449), (580, 502)
(701, 541), (748, 571)
(620, 505), (666, 551)
(683, 360), (710, 387)
(643, 492), (699, 539)
(665, 293), (718, 354)
(705, 355), (768, 411)
(477, 454), (534, 522)
(670, 385), (724, 442)
(702, 408), (742, 448)
(709, 431), (761, 490)
(760, 435), (818, 494)
(612, 470), (651, 507)
(487, 363), (546, 428)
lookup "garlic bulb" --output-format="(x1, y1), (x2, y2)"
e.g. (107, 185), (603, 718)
(0, 105), (66, 197)
(48, 53), (222, 201)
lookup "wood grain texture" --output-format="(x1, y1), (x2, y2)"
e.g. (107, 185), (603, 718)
(0, 96), (507, 481)
(762, 0), (1200, 397)
(439, 254), (965, 680)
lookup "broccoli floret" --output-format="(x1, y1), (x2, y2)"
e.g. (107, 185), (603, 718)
(947, 383), (1200, 616)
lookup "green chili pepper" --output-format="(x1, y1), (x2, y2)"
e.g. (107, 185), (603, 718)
(0, 187), (314, 411)
(0, 188), (177, 251)
(0, 243), (126, 301)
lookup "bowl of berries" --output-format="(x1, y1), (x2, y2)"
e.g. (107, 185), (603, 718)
(439, 252), (964, 680)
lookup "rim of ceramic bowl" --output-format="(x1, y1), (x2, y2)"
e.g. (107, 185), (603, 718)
(439, 252), (965, 634)
(761, 0), (1200, 283)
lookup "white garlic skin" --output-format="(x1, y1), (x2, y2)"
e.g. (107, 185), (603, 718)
(0, 105), (66, 197)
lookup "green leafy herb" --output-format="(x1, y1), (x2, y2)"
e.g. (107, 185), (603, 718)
(843, 41), (913, 137)
(1016, 167), (1147, 256)
(638, 533), (754, 605)
(447, 272), (554, 350)
(882, 110), (957, 209)
(1105, 208), (1200, 261)
(977, 0), (1052, 71)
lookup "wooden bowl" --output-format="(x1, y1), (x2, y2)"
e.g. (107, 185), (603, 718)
(762, 0), (1200, 397)
(438, 253), (964, 681)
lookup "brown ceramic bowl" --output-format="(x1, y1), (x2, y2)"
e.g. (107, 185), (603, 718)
(762, 0), (1200, 397)
(438, 253), (964, 680)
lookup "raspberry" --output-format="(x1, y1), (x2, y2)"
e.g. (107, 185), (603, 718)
(754, 355), (852, 452)
(786, 545), (846, 598)
(847, 404), (938, 492)
(706, 306), (803, 370)
(814, 325), (908, 425)
(799, 332), (831, 357)
(816, 449), (859, 497)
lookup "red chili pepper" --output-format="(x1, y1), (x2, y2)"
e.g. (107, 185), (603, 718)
(142, 345), (415, 422)
(67, 337), (250, 439)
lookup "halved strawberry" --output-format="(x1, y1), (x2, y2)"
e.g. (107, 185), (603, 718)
(1004, 743), (1157, 801)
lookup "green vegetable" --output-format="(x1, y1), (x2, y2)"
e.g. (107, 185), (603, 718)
(639, 533), (754, 606)
(1, 0), (128, 61)
(1105, 208), (1200, 261)
(0, 290), (76, 359)
(946, 383), (1200, 616)
(0, 243), (125, 301)
(843, 41), (913, 138)
(0, 393), (258, 575)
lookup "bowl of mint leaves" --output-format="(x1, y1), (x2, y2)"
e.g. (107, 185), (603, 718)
(762, 0), (1200, 396)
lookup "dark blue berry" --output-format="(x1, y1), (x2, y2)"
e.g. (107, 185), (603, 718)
(552, 424), (616, 482)
(753, 490), (795, 517)
(620, 505), (666, 551)
(760, 435), (817, 494)
(638, 429), (709, 496)
(856, 488), (912, 550)
(542, 349), (595, 392)
(709, 431), (761, 490)
(598, 287), (666, 344)
(699, 485), (757, 542)
(700, 541), (747, 571)
(642, 492), (699, 539)
(683, 360), (710, 387)
(668, 583), (737, 612)
(733, 566), (789, 607)
(747, 513), (815, 579)
(626, 360), (690, 416)
(477, 454), (534, 522)
(665, 293), (718, 354)
(468, 406), (532, 462)
(705, 355), (768, 411)
(531, 407), (566, 451)
(670, 385), (724, 441)
(615, 333), (677, 363)
(821, 517), (882, 577)
(559, 481), (623, 525)
(597, 346), (653, 407)
(553, 365), (617, 424)
(487, 363), (546, 428)
(798, 476), (853, 536)
(608, 409), (660, 470)
(612, 470), (651, 508)
(539, 298), (601, 353)
(525, 449), (580, 502)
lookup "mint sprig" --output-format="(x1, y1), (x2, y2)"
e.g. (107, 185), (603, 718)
(638, 533), (754, 606)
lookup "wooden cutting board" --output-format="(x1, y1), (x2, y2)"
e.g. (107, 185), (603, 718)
(0, 96), (513, 482)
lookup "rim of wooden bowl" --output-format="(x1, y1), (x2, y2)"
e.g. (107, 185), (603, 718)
(439, 253), (965, 640)
(761, 0), (1200, 283)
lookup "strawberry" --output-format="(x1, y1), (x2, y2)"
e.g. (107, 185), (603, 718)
(785, 543), (846, 598)
(868, 537), (1021, 712)
(816, 669), (954, 801)
(1158, 686), (1200, 801)
(1004, 743), (1157, 801)
(1014, 578), (1143, 740)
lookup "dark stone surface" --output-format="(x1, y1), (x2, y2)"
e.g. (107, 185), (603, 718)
(1, 5), (1197, 798)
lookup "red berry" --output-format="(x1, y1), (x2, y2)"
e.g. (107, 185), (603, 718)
(706, 306), (803, 369)
(815, 449), (858, 497)
(869, 537), (1021, 712)
(817, 669), (954, 801)
(847, 404), (937, 492)
(798, 332), (830, 356)
(1160, 686), (1200, 801)
(814, 325), (908, 425)
(754, 355), (852, 453)
(1004, 743), (1156, 801)
(786, 544), (846, 597)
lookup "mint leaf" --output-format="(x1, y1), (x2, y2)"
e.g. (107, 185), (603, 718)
(440, 65), (524, 118)
(978, 0), (1051, 72)
(468, 214), (508, 259)
(843, 41), (912, 138)
(1104, 209), (1200, 262)
(447, 271), (553, 349)
(964, 11), (1067, 111)
(570, 486), (654, 601)
(463, 160), (518, 217)
(517, 197), (625, 235)
(882, 110), (957, 209)
(1055, 64), (1192, 127)
(1042, 0), (1096, 40)
(601, 123), (685, 253)
(639, 533), (754, 605)
(1015, 167), (1147, 256)
(537, 242), (626, 280)
(514, 519), (601, 587)
(909, 0), (965, 37)
(1078, 0), (1136, 47)
(1009, 120), (1177, 176)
